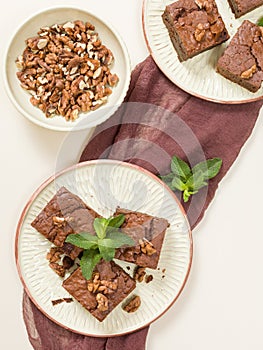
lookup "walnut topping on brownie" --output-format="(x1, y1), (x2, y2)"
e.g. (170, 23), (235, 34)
(63, 260), (136, 322)
(217, 20), (263, 92)
(162, 0), (229, 61)
(87, 272), (118, 294)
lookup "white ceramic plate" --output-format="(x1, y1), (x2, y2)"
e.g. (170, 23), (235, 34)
(143, 0), (263, 103)
(4, 6), (130, 131)
(16, 160), (192, 337)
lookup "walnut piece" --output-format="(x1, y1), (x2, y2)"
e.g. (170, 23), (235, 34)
(122, 295), (141, 313)
(145, 274), (153, 284)
(46, 246), (74, 277)
(194, 0), (213, 12)
(194, 23), (206, 42)
(46, 247), (64, 263)
(241, 64), (257, 79)
(87, 272), (118, 295)
(52, 216), (66, 227)
(16, 20), (119, 121)
(96, 293), (109, 311)
(139, 239), (157, 256)
(134, 267), (146, 282)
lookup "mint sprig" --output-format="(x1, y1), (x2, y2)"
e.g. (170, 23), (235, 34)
(160, 156), (222, 202)
(65, 214), (134, 280)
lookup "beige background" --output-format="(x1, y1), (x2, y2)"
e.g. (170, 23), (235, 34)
(1, 0), (263, 348)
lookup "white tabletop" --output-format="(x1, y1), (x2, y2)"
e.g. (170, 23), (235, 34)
(1, 1), (263, 349)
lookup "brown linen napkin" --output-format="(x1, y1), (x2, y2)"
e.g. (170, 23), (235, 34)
(23, 56), (262, 349)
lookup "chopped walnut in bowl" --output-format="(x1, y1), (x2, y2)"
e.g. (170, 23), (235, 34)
(4, 7), (130, 131)
(16, 20), (119, 122)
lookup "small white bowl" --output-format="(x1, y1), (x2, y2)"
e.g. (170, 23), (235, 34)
(3, 6), (131, 131)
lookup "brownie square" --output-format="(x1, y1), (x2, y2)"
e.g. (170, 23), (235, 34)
(31, 187), (99, 259)
(217, 20), (263, 92)
(114, 208), (169, 269)
(62, 260), (136, 322)
(162, 0), (229, 62)
(227, 0), (263, 18)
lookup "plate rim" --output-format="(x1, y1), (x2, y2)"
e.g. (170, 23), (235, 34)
(15, 159), (193, 337)
(3, 5), (131, 132)
(142, 0), (263, 105)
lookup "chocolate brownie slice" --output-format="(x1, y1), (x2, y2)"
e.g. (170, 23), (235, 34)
(31, 187), (99, 259)
(162, 0), (229, 61)
(217, 20), (263, 92)
(227, 0), (263, 18)
(62, 260), (136, 322)
(114, 208), (169, 269)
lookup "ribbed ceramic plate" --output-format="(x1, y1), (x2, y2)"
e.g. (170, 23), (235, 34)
(143, 0), (263, 103)
(16, 160), (192, 337)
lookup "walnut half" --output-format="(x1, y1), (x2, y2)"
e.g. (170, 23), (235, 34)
(241, 64), (257, 79)
(139, 239), (157, 256)
(96, 293), (109, 311)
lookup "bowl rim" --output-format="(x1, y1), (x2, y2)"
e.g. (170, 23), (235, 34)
(3, 5), (131, 132)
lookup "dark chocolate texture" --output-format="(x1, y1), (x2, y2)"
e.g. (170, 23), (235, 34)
(62, 260), (136, 322)
(227, 0), (263, 18)
(162, 0), (229, 61)
(31, 187), (99, 259)
(114, 208), (169, 269)
(217, 20), (263, 92)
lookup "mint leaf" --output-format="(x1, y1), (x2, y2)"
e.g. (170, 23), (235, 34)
(107, 214), (125, 228)
(172, 176), (187, 191)
(65, 234), (98, 249)
(80, 249), (101, 280)
(186, 170), (207, 191)
(105, 232), (135, 248)
(98, 245), (116, 261)
(171, 156), (191, 180)
(159, 155), (222, 202)
(66, 213), (136, 279)
(159, 173), (174, 187)
(93, 218), (108, 239)
(192, 158), (222, 181)
(78, 232), (98, 242)
(258, 16), (263, 26)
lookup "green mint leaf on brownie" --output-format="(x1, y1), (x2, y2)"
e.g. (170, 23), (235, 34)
(80, 250), (102, 280)
(107, 214), (125, 228)
(160, 156), (222, 202)
(106, 231), (135, 247)
(66, 214), (135, 279)
(98, 245), (116, 261)
(65, 233), (98, 249)
(93, 218), (108, 239)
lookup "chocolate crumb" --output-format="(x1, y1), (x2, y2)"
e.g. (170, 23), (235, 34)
(122, 295), (141, 313)
(162, 268), (166, 273)
(52, 297), (73, 306)
(134, 266), (146, 282)
(145, 275), (153, 283)
(126, 266), (130, 270)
